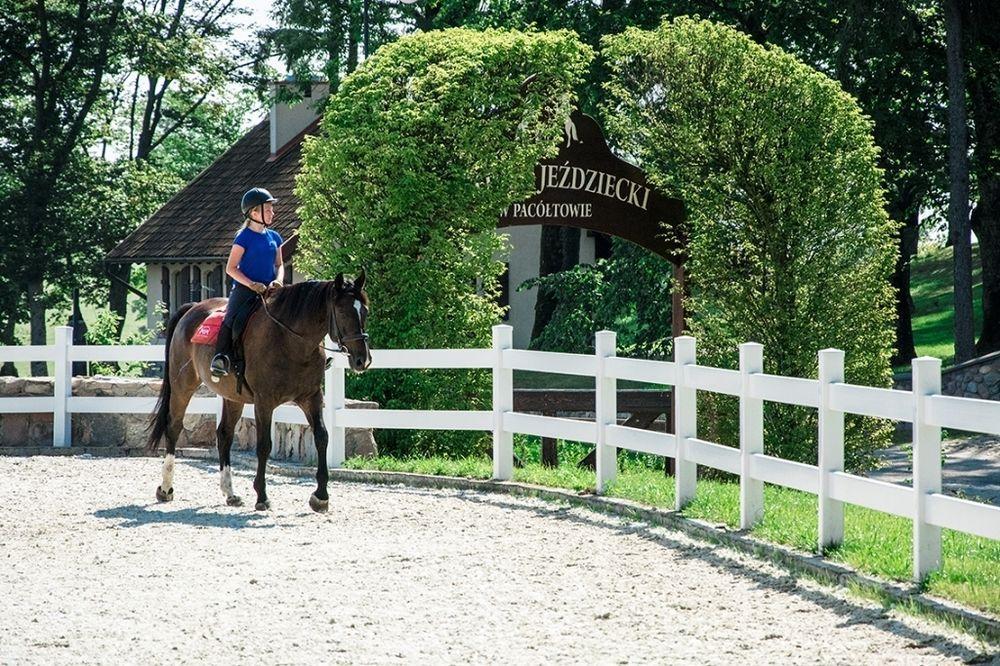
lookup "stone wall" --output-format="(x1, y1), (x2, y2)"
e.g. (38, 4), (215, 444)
(894, 350), (1000, 400)
(0, 376), (377, 462)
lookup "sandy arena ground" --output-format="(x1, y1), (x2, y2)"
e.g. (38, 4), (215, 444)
(0, 455), (996, 665)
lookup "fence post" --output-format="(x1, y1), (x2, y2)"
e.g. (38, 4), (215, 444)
(739, 342), (764, 529)
(673, 336), (697, 510)
(912, 356), (942, 581)
(325, 337), (346, 469)
(53, 326), (72, 447)
(595, 330), (617, 493)
(492, 325), (514, 481)
(818, 349), (845, 553)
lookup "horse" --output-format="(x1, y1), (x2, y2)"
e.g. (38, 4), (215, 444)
(146, 271), (371, 512)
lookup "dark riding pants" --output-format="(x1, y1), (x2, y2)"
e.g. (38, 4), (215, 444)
(214, 283), (258, 360)
(223, 283), (258, 339)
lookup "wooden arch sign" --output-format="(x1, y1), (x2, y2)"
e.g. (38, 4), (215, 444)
(498, 110), (688, 337)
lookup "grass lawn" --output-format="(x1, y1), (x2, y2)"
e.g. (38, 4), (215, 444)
(344, 451), (1000, 618)
(909, 243), (983, 368)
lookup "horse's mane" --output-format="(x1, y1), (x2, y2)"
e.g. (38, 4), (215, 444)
(266, 279), (368, 320)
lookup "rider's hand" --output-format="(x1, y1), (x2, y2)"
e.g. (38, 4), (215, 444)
(265, 280), (283, 296)
(249, 281), (267, 294)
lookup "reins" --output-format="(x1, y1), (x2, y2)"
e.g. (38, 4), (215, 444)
(257, 291), (368, 354)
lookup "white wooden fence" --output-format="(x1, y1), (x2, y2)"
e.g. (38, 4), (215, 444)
(2, 324), (998, 582)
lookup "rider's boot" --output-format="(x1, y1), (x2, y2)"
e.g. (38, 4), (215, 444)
(211, 323), (233, 378)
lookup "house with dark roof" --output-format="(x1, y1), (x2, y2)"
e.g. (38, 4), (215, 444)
(107, 80), (598, 347)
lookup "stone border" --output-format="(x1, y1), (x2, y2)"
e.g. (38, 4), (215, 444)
(177, 449), (1000, 645)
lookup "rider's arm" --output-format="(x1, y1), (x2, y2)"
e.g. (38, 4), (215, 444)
(271, 248), (284, 287)
(225, 244), (262, 291)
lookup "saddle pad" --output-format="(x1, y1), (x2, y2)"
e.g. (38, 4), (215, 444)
(191, 309), (226, 345)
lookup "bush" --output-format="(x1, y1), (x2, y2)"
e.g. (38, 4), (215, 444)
(297, 28), (593, 457)
(524, 238), (676, 359)
(602, 17), (897, 469)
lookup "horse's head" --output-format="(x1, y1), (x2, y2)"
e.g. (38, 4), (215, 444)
(331, 270), (372, 372)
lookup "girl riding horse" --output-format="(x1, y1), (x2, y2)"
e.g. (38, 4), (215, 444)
(148, 187), (372, 512)
(211, 187), (283, 378)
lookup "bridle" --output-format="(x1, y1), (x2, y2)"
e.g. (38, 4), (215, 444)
(259, 290), (368, 356)
(328, 301), (370, 349)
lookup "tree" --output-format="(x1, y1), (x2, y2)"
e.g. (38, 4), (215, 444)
(0, 0), (127, 374)
(945, 0), (975, 362)
(603, 17), (898, 468)
(296, 27), (592, 457)
(966, 0), (1000, 354)
(101, 0), (256, 337)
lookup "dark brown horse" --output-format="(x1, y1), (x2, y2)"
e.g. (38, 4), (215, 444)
(147, 272), (371, 512)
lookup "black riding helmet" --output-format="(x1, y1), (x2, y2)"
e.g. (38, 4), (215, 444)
(241, 187), (278, 225)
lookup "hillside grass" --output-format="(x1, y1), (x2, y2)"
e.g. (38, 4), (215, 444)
(909, 243), (983, 367)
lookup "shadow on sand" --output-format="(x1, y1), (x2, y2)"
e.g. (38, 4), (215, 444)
(94, 503), (273, 530)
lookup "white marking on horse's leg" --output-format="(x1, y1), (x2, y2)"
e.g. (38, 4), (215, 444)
(161, 453), (175, 491)
(220, 466), (234, 498)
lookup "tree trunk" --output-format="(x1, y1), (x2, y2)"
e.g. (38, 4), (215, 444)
(347, 0), (360, 74)
(945, 0), (976, 362)
(968, 0), (1000, 355)
(108, 262), (131, 339)
(27, 280), (47, 376)
(362, 0), (370, 57)
(0, 314), (17, 376)
(890, 208), (919, 366)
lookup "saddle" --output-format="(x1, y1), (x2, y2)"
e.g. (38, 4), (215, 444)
(191, 301), (262, 395)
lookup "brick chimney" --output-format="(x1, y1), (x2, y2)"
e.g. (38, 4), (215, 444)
(269, 78), (330, 156)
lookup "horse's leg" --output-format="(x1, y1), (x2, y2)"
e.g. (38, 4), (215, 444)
(298, 391), (329, 513)
(252, 402), (275, 511)
(157, 378), (196, 502)
(217, 399), (245, 507)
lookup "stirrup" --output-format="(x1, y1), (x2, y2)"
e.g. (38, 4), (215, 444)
(210, 354), (231, 377)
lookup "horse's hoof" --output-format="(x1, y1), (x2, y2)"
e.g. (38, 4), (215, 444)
(226, 495), (244, 507)
(155, 486), (173, 502)
(255, 500), (270, 511)
(309, 493), (329, 513)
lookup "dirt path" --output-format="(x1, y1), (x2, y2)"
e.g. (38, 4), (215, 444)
(0, 456), (995, 664)
(870, 435), (1000, 505)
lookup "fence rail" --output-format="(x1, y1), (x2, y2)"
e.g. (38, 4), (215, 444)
(2, 324), (998, 582)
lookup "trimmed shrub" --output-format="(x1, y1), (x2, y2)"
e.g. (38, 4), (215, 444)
(297, 28), (593, 456)
(602, 17), (898, 468)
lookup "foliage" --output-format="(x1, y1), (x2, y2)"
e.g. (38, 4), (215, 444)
(297, 27), (592, 457)
(145, 92), (253, 182)
(0, 0), (129, 314)
(523, 238), (675, 358)
(602, 17), (898, 469)
(84, 309), (157, 376)
(44, 157), (185, 309)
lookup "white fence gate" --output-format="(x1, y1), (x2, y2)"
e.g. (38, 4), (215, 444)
(2, 324), (998, 582)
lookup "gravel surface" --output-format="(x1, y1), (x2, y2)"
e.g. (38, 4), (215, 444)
(0, 455), (996, 665)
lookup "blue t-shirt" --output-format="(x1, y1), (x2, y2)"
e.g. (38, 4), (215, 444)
(234, 227), (282, 285)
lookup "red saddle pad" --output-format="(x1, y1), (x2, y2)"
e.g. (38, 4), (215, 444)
(191, 309), (226, 345)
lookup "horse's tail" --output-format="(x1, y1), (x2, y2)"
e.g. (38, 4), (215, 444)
(147, 303), (195, 452)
